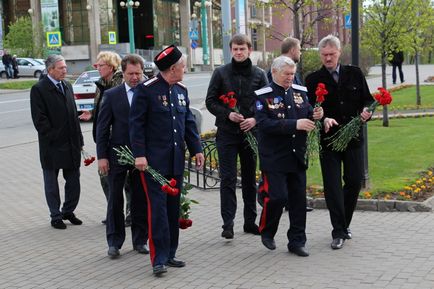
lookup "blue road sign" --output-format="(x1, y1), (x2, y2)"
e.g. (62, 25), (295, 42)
(191, 40), (198, 49)
(189, 30), (199, 41)
(47, 32), (62, 47)
(345, 14), (351, 29)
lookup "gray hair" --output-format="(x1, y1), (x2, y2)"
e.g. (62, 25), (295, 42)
(271, 56), (296, 72)
(318, 34), (341, 50)
(45, 54), (65, 70)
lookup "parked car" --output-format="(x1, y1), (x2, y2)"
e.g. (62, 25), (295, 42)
(0, 57), (46, 78)
(73, 70), (100, 112)
(119, 53), (158, 78)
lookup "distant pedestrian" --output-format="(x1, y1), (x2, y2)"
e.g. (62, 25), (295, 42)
(390, 51), (404, 84)
(30, 54), (84, 229)
(12, 55), (19, 79)
(2, 50), (13, 79)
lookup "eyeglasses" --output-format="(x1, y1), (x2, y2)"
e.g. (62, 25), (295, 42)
(93, 63), (108, 69)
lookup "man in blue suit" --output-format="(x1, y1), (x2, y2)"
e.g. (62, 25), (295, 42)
(96, 54), (148, 258)
(129, 45), (205, 276)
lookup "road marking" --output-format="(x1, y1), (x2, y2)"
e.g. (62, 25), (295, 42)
(0, 99), (29, 104)
(0, 108), (30, 114)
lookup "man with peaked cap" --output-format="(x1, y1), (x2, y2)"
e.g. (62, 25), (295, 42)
(129, 45), (205, 276)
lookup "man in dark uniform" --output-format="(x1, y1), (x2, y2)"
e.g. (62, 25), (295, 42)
(206, 34), (268, 239)
(30, 54), (84, 229)
(129, 45), (204, 276)
(305, 35), (374, 250)
(96, 54), (148, 258)
(255, 56), (323, 256)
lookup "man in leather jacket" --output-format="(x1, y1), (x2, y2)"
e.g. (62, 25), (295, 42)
(206, 34), (268, 239)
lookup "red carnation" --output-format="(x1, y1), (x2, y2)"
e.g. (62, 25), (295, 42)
(219, 95), (226, 101)
(179, 218), (193, 229)
(169, 178), (177, 187)
(374, 87), (392, 106)
(315, 82), (328, 104)
(228, 98), (237, 109)
(227, 91), (235, 97)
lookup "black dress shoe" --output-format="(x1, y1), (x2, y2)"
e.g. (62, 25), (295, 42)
(331, 238), (345, 250)
(153, 265), (167, 276)
(134, 244), (149, 254)
(62, 213), (82, 225)
(306, 206), (314, 212)
(167, 257), (186, 267)
(221, 228), (234, 239)
(261, 236), (276, 250)
(346, 228), (352, 239)
(108, 246), (120, 258)
(288, 245), (309, 257)
(51, 219), (66, 229)
(243, 224), (260, 235)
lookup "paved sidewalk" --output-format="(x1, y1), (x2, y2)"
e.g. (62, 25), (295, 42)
(1, 130), (434, 288)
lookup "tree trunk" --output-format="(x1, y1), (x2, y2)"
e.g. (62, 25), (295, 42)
(381, 52), (389, 127)
(415, 49), (421, 106)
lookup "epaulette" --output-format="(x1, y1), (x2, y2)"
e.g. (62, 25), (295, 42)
(254, 86), (272, 96)
(143, 77), (159, 87)
(176, 81), (187, 89)
(292, 84), (307, 92)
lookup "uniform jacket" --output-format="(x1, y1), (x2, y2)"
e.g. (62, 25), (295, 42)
(305, 65), (374, 150)
(96, 83), (132, 162)
(205, 58), (268, 134)
(129, 74), (203, 176)
(255, 82), (313, 172)
(30, 76), (84, 169)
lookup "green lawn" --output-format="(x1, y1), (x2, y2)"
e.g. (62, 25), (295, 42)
(388, 85), (434, 110)
(307, 117), (434, 194)
(0, 80), (38, 90)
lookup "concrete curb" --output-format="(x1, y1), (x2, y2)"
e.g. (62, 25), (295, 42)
(307, 195), (434, 212)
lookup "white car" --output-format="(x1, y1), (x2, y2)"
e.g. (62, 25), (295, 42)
(73, 70), (100, 112)
(0, 57), (46, 78)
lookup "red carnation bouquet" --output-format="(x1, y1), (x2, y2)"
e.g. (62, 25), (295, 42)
(327, 87), (393, 152)
(306, 83), (327, 160)
(114, 146), (197, 229)
(81, 150), (96, 166)
(219, 91), (258, 157)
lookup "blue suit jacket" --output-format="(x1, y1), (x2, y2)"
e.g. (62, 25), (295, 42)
(96, 83), (131, 161)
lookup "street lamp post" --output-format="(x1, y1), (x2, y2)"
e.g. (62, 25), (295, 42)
(120, 0), (140, 53)
(194, 1), (209, 66)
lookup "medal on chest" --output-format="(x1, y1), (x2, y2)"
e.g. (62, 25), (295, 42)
(159, 95), (168, 106)
(293, 92), (304, 107)
(177, 93), (186, 106)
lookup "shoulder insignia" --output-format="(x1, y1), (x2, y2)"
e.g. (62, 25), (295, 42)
(143, 77), (158, 87)
(176, 81), (187, 89)
(254, 86), (273, 96)
(292, 84), (307, 92)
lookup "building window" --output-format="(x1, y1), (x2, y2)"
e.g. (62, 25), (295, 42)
(251, 28), (258, 50)
(154, 0), (180, 47)
(59, 0), (89, 45)
(100, 0), (117, 44)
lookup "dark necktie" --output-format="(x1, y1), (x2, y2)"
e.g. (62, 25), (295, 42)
(56, 82), (64, 95)
(332, 71), (339, 83)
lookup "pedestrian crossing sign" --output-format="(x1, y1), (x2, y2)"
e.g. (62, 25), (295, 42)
(47, 32), (62, 47)
(108, 31), (117, 45)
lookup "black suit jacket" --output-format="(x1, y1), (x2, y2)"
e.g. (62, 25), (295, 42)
(30, 76), (83, 169)
(96, 83), (132, 162)
(305, 65), (374, 149)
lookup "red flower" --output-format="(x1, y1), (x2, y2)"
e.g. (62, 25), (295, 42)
(219, 95), (226, 101)
(228, 98), (237, 109)
(315, 82), (328, 104)
(82, 151), (95, 166)
(374, 87), (392, 106)
(227, 91), (235, 97)
(169, 178), (177, 187)
(179, 218), (193, 229)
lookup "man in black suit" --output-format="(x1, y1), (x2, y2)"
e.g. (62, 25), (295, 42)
(96, 54), (148, 258)
(305, 35), (374, 250)
(30, 54), (84, 229)
(255, 56), (323, 257)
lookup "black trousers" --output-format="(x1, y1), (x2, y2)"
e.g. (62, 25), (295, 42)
(259, 171), (307, 248)
(216, 130), (257, 230)
(99, 173), (131, 220)
(106, 166), (147, 249)
(392, 63), (404, 83)
(42, 168), (80, 220)
(320, 147), (363, 239)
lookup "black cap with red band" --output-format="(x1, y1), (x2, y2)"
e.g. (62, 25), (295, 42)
(154, 45), (182, 71)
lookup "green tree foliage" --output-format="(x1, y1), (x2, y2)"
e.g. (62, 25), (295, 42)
(4, 16), (43, 57)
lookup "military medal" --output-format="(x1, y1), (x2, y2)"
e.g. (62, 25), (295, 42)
(293, 92), (304, 107)
(162, 95), (168, 106)
(177, 94), (186, 106)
